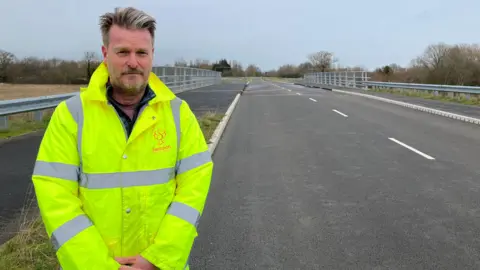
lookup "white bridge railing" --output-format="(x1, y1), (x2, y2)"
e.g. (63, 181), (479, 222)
(300, 71), (480, 98)
(0, 66), (221, 130)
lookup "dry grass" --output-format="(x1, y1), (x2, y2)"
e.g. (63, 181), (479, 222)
(0, 185), (58, 270)
(0, 83), (80, 140)
(0, 111), (224, 269)
(0, 84), (82, 100)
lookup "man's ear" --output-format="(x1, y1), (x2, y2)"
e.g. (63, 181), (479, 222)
(101, 45), (108, 64)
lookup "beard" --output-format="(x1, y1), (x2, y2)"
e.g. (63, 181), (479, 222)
(108, 66), (148, 96)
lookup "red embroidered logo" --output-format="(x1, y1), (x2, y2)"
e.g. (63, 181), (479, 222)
(152, 129), (171, 152)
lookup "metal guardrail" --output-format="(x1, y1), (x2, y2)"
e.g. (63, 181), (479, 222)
(302, 71), (370, 89)
(0, 66), (221, 130)
(301, 71), (480, 96)
(362, 81), (480, 94)
(153, 66), (221, 93)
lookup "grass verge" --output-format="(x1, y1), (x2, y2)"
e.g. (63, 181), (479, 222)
(0, 111), (224, 269)
(370, 88), (480, 106)
(264, 77), (298, 83)
(197, 111), (224, 139)
(0, 111), (53, 139)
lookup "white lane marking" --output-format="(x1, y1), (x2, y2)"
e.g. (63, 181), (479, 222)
(309, 98), (317, 102)
(296, 93), (301, 95)
(332, 109), (348, 117)
(388, 137), (435, 160)
(288, 89), (291, 91)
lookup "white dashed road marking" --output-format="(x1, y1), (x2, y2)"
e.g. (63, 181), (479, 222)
(332, 109), (348, 117)
(388, 137), (435, 160)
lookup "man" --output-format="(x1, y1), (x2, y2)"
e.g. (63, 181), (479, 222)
(31, 7), (213, 270)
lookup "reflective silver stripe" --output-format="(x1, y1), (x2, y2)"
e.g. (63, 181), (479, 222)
(65, 95), (84, 168)
(33, 161), (79, 182)
(171, 98), (182, 174)
(166, 201), (200, 227)
(79, 167), (175, 189)
(51, 214), (93, 250)
(176, 150), (212, 175)
(171, 97), (182, 151)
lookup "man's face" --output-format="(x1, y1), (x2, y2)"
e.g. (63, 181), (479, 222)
(102, 25), (154, 95)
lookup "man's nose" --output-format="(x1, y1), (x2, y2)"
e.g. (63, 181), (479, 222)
(126, 53), (139, 69)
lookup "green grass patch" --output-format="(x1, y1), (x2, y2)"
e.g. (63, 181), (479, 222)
(198, 111), (224, 140)
(221, 77), (247, 84)
(0, 113), (52, 139)
(370, 88), (480, 106)
(0, 111), (224, 269)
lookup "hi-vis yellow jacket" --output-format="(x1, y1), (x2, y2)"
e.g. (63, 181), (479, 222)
(32, 63), (213, 270)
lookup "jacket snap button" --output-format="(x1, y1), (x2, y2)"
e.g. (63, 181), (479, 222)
(126, 208), (131, 214)
(122, 154), (127, 159)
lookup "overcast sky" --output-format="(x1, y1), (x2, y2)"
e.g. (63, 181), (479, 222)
(1, 0), (479, 71)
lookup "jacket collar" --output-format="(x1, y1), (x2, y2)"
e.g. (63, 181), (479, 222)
(81, 62), (176, 103)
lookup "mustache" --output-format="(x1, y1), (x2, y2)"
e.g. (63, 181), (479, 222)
(122, 68), (144, 75)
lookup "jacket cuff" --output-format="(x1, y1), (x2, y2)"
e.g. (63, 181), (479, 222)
(141, 247), (176, 270)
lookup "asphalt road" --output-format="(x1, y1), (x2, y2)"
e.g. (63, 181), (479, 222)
(177, 82), (243, 116)
(309, 83), (480, 119)
(0, 82), (243, 244)
(190, 80), (480, 269)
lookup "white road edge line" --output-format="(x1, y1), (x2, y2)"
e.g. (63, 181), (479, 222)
(309, 98), (317, 102)
(331, 89), (480, 126)
(288, 89), (291, 91)
(296, 93), (301, 95)
(388, 137), (435, 160)
(208, 93), (241, 154)
(332, 109), (348, 117)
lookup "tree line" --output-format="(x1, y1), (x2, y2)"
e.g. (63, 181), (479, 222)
(373, 43), (480, 86)
(0, 49), (262, 84)
(2, 42), (480, 86)
(0, 50), (102, 84)
(265, 42), (480, 86)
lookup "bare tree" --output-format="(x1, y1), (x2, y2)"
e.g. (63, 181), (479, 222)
(0, 50), (16, 82)
(84, 51), (99, 81)
(416, 43), (450, 70)
(230, 61), (245, 77)
(174, 58), (187, 67)
(307, 51), (337, 72)
(245, 64), (261, 76)
(370, 42), (480, 85)
(277, 64), (301, 78)
(297, 61), (313, 75)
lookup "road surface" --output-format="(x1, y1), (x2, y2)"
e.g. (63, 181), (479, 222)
(190, 79), (480, 269)
(0, 82), (243, 244)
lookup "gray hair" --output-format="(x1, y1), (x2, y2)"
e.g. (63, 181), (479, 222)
(99, 7), (156, 46)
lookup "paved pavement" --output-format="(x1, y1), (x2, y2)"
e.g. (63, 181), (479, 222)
(0, 82), (243, 244)
(307, 83), (480, 119)
(189, 80), (480, 269)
